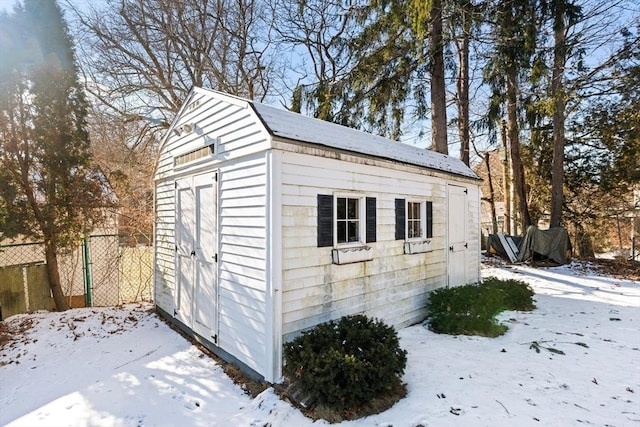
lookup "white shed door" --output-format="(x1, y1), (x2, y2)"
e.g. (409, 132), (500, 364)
(176, 172), (219, 343)
(448, 185), (468, 287)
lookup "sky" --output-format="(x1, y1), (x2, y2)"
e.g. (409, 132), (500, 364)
(1, 0), (638, 160)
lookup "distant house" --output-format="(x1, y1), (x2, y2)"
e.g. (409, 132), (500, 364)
(153, 88), (482, 382)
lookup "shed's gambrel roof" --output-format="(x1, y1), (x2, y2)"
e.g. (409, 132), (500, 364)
(194, 87), (480, 180)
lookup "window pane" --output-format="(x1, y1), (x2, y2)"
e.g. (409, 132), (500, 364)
(348, 198), (358, 219)
(337, 198), (346, 220)
(408, 202), (420, 220)
(347, 220), (359, 242)
(337, 221), (347, 243)
(408, 220), (421, 238)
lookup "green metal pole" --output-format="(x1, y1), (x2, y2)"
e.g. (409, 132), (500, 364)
(83, 237), (92, 307)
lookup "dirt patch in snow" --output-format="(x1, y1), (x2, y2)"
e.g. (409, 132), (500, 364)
(483, 254), (639, 281)
(577, 258), (640, 281)
(0, 317), (37, 366)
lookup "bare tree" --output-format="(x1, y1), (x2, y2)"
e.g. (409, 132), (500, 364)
(69, 0), (279, 242)
(87, 108), (156, 243)
(72, 0), (277, 123)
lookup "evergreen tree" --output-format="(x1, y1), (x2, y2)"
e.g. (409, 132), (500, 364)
(484, 0), (539, 232)
(407, 0), (448, 154)
(0, 0), (112, 311)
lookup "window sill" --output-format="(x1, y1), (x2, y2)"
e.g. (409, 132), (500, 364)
(332, 246), (373, 264)
(404, 239), (432, 255)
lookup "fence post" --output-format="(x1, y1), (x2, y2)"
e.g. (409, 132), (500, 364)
(83, 237), (93, 307)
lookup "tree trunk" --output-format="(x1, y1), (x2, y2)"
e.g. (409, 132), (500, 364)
(485, 152), (499, 234)
(574, 223), (595, 258)
(456, 5), (470, 166)
(430, 0), (448, 155)
(506, 70), (531, 230)
(501, 120), (511, 235)
(550, 0), (567, 228)
(615, 210), (624, 250)
(44, 241), (69, 311)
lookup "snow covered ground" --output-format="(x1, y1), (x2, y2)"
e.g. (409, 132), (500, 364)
(1, 260), (639, 427)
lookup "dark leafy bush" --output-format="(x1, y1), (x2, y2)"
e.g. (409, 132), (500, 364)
(283, 314), (407, 411)
(426, 277), (535, 337)
(485, 277), (536, 311)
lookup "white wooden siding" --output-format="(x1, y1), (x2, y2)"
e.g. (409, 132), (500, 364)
(154, 180), (177, 313)
(466, 186), (482, 284)
(279, 149), (478, 340)
(155, 88), (481, 382)
(154, 90), (270, 377)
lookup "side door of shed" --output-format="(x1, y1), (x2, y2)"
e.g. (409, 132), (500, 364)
(176, 172), (219, 342)
(448, 185), (468, 287)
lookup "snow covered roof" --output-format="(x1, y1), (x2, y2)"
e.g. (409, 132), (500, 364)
(250, 102), (479, 180)
(193, 87), (479, 180)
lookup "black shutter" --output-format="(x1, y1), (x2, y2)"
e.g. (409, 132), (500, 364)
(426, 201), (433, 238)
(366, 197), (376, 243)
(317, 194), (333, 247)
(395, 198), (405, 240)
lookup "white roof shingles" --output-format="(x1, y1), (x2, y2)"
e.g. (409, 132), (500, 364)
(249, 101), (479, 180)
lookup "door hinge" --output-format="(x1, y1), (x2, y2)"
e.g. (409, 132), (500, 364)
(213, 253), (218, 262)
(211, 334), (218, 343)
(214, 172), (218, 182)
(464, 242), (468, 249)
(175, 245), (178, 252)
(175, 181), (178, 189)
(464, 188), (468, 194)
(173, 309), (177, 316)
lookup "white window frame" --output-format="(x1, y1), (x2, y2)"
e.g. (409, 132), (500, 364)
(406, 200), (427, 241)
(334, 192), (366, 248)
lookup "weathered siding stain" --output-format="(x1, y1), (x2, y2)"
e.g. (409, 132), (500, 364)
(155, 87), (482, 382)
(278, 150), (476, 340)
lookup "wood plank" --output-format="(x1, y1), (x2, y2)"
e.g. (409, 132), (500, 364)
(497, 233), (518, 262)
(0, 266), (27, 319)
(505, 236), (519, 257)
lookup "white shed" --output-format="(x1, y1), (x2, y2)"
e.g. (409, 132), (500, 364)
(154, 87), (482, 383)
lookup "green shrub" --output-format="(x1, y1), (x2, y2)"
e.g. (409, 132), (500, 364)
(426, 277), (535, 337)
(283, 314), (407, 411)
(485, 277), (535, 311)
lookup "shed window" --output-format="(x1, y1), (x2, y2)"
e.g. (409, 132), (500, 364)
(337, 197), (360, 243)
(396, 199), (433, 240)
(407, 202), (422, 238)
(317, 194), (376, 248)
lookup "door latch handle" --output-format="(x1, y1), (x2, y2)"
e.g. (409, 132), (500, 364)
(449, 246), (453, 251)
(190, 250), (196, 256)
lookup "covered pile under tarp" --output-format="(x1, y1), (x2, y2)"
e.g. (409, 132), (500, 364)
(517, 226), (572, 265)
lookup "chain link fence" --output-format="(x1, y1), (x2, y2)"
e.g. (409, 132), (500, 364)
(0, 234), (152, 314)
